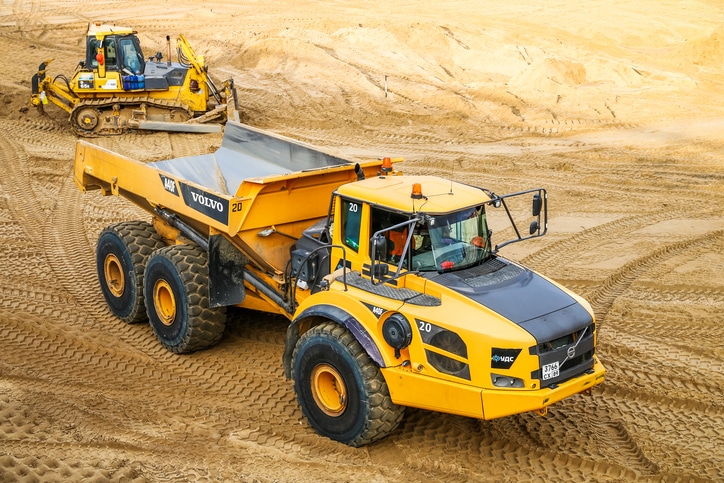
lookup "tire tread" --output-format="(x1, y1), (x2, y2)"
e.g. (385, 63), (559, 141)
(292, 321), (404, 446)
(97, 220), (165, 323)
(147, 244), (226, 353)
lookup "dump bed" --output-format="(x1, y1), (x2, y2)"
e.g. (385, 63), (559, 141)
(74, 121), (389, 274)
(150, 122), (355, 196)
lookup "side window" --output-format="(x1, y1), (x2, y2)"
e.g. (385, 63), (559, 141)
(87, 38), (117, 69)
(119, 38), (141, 74)
(341, 199), (361, 251)
(370, 207), (410, 264)
(88, 39), (100, 68)
(104, 39), (117, 68)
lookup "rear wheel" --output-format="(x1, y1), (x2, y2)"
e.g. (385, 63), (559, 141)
(96, 221), (165, 323)
(144, 244), (226, 353)
(292, 322), (405, 446)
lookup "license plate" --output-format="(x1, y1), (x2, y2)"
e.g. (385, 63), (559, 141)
(542, 362), (559, 380)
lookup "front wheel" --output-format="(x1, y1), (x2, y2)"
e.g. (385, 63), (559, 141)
(143, 244), (226, 353)
(292, 322), (404, 446)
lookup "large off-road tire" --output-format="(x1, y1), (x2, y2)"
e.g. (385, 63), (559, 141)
(96, 221), (165, 323)
(143, 244), (226, 353)
(292, 321), (405, 446)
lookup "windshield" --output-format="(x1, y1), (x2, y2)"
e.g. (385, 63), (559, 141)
(411, 206), (490, 272)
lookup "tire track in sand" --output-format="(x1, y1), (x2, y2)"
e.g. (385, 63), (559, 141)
(586, 230), (724, 324)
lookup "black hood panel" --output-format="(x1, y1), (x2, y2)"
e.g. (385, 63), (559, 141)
(432, 258), (592, 342)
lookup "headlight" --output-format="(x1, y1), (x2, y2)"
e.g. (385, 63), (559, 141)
(491, 373), (524, 388)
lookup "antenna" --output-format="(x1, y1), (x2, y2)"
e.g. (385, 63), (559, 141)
(449, 159), (454, 194)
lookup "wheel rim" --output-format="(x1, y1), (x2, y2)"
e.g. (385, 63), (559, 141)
(311, 363), (347, 417)
(103, 253), (125, 298)
(153, 279), (176, 326)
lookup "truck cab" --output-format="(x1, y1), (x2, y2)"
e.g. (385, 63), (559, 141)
(287, 159), (603, 443)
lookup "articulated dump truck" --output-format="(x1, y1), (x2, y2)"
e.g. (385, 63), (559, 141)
(74, 122), (605, 446)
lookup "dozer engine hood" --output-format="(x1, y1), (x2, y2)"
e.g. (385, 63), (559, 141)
(429, 257), (592, 342)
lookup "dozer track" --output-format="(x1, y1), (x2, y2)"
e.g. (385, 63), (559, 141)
(70, 96), (199, 137)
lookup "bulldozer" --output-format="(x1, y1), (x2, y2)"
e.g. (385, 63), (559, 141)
(30, 22), (238, 136)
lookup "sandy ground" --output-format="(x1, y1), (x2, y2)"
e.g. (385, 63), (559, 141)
(1, 1), (724, 481)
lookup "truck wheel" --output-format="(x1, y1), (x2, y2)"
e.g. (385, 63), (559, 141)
(292, 321), (404, 446)
(143, 244), (226, 353)
(96, 221), (165, 323)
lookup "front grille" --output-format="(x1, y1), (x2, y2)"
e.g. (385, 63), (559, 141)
(531, 325), (596, 387)
(536, 323), (594, 354)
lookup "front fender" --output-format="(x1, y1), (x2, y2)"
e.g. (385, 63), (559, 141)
(283, 303), (385, 379)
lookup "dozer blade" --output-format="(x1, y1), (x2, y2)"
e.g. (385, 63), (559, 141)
(130, 120), (222, 134)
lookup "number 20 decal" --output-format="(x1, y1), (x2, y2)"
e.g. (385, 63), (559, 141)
(348, 202), (359, 212)
(417, 320), (432, 333)
(231, 202), (242, 212)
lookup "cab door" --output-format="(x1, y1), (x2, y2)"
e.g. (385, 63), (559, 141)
(333, 197), (369, 272)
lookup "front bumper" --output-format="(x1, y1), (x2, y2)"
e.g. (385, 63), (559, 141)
(480, 355), (606, 419)
(383, 355), (605, 420)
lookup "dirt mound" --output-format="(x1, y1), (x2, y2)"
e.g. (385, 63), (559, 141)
(681, 24), (724, 67)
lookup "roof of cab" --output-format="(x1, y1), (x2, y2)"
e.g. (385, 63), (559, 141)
(336, 174), (491, 214)
(87, 22), (135, 37)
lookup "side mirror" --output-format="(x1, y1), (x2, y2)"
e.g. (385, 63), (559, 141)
(369, 234), (390, 283)
(532, 193), (542, 217)
(369, 234), (387, 261)
(529, 221), (540, 235)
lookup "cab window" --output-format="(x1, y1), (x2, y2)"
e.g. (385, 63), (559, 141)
(88, 38), (117, 69)
(370, 207), (411, 264)
(119, 37), (142, 74)
(341, 199), (361, 252)
(105, 39), (117, 68)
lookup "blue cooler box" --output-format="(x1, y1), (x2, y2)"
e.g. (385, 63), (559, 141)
(122, 75), (145, 90)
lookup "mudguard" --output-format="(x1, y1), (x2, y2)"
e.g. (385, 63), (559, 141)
(283, 304), (384, 379)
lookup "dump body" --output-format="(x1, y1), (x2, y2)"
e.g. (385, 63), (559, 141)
(75, 121), (385, 284)
(76, 121), (605, 446)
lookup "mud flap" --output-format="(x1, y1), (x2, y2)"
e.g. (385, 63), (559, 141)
(208, 234), (247, 307)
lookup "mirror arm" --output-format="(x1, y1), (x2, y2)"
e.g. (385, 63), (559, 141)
(491, 188), (548, 252)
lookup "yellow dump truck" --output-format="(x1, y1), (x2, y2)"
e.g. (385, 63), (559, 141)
(74, 122), (605, 446)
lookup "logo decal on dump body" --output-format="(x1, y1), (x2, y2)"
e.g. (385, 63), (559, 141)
(491, 348), (522, 369)
(179, 182), (229, 225)
(159, 174), (179, 196)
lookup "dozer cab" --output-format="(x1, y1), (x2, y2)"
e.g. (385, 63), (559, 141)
(30, 22), (238, 136)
